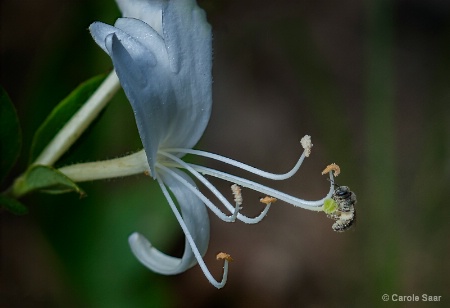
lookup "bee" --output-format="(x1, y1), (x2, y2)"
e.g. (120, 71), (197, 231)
(327, 182), (357, 232)
(331, 208), (356, 232)
(332, 185), (357, 212)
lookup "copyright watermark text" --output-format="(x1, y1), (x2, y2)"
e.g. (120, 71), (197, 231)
(382, 294), (442, 302)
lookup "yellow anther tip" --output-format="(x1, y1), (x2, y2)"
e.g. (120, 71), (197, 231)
(260, 196), (277, 204)
(321, 163), (340, 177)
(216, 252), (233, 262)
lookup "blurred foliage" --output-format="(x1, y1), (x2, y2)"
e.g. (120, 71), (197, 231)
(1, 0), (179, 306)
(29, 74), (106, 163)
(0, 86), (21, 184)
(12, 165), (85, 197)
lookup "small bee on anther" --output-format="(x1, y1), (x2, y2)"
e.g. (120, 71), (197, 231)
(332, 185), (357, 213)
(331, 209), (356, 232)
(326, 181), (357, 232)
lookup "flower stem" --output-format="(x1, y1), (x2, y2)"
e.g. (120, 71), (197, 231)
(34, 71), (121, 166)
(58, 150), (148, 182)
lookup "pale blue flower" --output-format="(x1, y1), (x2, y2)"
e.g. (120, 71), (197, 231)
(90, 0), (211, 177)
(90, 0), (334, 288)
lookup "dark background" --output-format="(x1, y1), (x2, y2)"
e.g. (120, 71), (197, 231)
(1, 0), (449, 306)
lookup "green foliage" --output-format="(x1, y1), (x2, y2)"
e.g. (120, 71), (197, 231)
(29, 74), (106, 163)
(35, 179), (177, 307)
(0, 194), (28, 215)
(0, 86), (22, 184)
(13, 165), (85, 197)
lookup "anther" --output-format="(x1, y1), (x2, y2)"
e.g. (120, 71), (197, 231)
(260, 196), (277, 205)
(216, 252), (234, 262)
(230, 184), (243, 221)
(300, 135), (313, 157)
(322, 163), (340, 177)
(231, 184), (243, 206)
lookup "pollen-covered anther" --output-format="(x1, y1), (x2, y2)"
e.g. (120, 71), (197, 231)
(321, 163), (340, 177)
(216, 252), (234, 262)
(300, 135), (313, 157)
(260, 196), (277, 205)
(143, 170), (151, 176)
(231, 184), (243, 206)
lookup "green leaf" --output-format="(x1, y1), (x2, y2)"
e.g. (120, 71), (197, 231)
(13, 165), (85, 197)
(0, 86), (22, 184)
(29, 74), (106, 163)
(0, 194), (28, 215)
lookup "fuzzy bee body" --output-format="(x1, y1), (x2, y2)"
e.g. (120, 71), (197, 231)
(332, 208), (356, 232)
(329, 185), (357, 232)
(332, 186), (357, 212)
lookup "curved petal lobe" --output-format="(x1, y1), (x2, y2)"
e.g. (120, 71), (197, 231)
(129, 168), (210, 275)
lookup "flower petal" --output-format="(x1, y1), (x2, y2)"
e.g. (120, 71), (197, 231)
(89, 22), (118, 54)
(162, 0), (211, 74)
(105, 33), (172, 174)
(155, 0), (213, 150)
(90, 1), (213, 174)
(114, 18), (165, 57)
(115, 0), (164, 35)
(90, 21), (158, 66)
(129, 167), (210, 275)
(105, 33), (154, 87)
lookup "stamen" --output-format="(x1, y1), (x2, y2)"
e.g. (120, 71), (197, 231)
(156, 163), (240, 222)
(160, 147), (307, 180)
(158, 152), (271, 224)
(300, 135), (313, 157)
(156, 174), (228, 289)
(186, 163), (334, 210)
(321, 163), (340, 177)
(160, 151), (333, 211)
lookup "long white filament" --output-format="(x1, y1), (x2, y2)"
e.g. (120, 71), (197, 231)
(187, 163), (334, 211)
(156, 163), (239, 221)
(156, 163), (271, 224)
(159, 150), (334, 211)
(159, 151), (273, 222)
(163, 148), (306, 180)
(156, 173), (228, 289)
